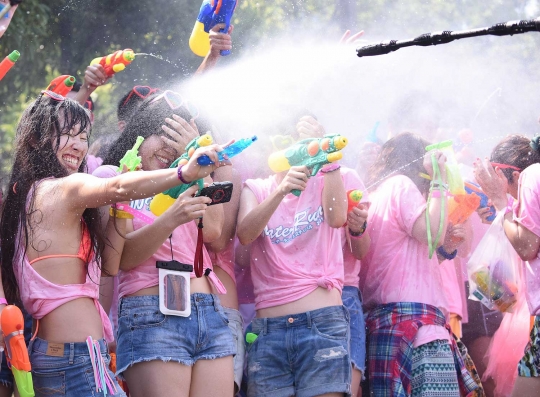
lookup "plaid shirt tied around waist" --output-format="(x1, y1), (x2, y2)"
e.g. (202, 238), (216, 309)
(366, 302), (478, 397)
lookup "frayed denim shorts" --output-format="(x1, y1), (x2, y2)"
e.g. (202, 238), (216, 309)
(116, 294), (235, 378)
(246, 305), (351, 397)
(29, 337), (126, 397)
(223, 307), (245, 392)
(342, 286), (367, 374)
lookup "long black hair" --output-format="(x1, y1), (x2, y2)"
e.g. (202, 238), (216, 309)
(0, 92), (104, 303)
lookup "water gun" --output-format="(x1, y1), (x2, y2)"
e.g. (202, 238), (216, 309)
(268, 134), (348, 196)
(366, 121), (380, 143)
(117, 136), (144, 172)
(189, 0), (238, 57)
(90, 49), (135, 77)
(425, 140), (465, 195)
(1, 305), (34, 397)
(471, 268), (517, 312)
(46, 75), (76, 97)
(149, 134), (212, 216)
(197, 136), (257, 165)
(447, 193), (481, 225)
(0, 50), (20, 81)
(465, 181), (496, 222)
(343, 189), (363, 227)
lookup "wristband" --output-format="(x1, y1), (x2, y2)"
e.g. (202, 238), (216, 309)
(437, 245), (458, 260)
(429, 181), (449, 192)
(349, 221), (367, 238)
(177, 165), (191, 184)
(0, 298), (7, 306)
(320, 164), (341, 174)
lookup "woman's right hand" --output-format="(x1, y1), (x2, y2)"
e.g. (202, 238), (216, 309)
(277, 166), (309, 196)
(423, 150), (447, 181)
(165, 185), (212, 227)
(181, 143), (232, 182)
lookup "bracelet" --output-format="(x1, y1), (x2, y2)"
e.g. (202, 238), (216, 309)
(109, 207), (134, 219)
(349, 221), (367, 238)
(320, 164), (341, 174)
(177, 165), (190, 184)
(429, 181), (449, 192)
(437, 245), (458, 260)
(0, 298), (7, 306)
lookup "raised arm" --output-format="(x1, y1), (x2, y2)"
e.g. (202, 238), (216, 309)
(60, 145), (225, 212)
(237, 166), (309, 245)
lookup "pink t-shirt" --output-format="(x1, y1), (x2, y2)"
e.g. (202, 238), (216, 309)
(244, 172), (345, 310)
(341, 168), (369, 287)
(361, 175), (450, 346)
(210, 240), (236, 284)
(92, 165), (217, 298)
(439, 259), (463, 317)
(513, 163), (540, 315)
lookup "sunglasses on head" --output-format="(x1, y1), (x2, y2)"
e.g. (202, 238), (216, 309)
(122, 85), (160, 107)
(490, 162), (521, 171)
(41, 90), (65, 101)
(150, 90), (199, 120)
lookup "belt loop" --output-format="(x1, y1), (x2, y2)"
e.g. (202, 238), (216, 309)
(263, 318), (268, 336)
(69, 342), (75, 364)
(307, 310), (312, 329)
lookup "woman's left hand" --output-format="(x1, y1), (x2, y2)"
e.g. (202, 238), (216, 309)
(473, 158), (508, 211)
(161, 115), (200, 156)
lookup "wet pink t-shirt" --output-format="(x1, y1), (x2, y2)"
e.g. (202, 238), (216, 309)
(513, 163), (540, 315)
(244, 172), (345, 310)
(341, 168), (369, 287)
(361, 175), (450, 346)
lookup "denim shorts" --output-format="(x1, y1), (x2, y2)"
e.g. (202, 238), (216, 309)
(223, 307), (245, 392)
(29, 337), (126, 397)
(342, 286), (366, 374)
(116, 294), (235, 377)
(0, 307), (33, 389)
(246, 305), (351, 397)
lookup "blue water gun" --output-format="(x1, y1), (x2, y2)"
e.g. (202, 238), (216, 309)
(189, 0), (237, 57)
(464, 181), (496, 222)
(197, 136), (257, 165)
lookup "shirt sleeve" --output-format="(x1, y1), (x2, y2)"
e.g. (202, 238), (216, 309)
(514, 165), (540, 238)
(394, 176), (427, 236)
(92, 165), (118, 179)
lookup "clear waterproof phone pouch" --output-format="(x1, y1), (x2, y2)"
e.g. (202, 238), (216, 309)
(156, 260), (192, 317)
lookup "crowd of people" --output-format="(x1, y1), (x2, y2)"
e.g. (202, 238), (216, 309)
(1, 4), (540, 397)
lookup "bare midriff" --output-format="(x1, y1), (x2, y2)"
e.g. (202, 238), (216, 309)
(256, 287), (342, 318)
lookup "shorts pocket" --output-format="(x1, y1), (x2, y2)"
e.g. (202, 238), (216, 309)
(32, 370), (66, 396)
(312, 316), (349, 340)
(129, 308), (166, 329)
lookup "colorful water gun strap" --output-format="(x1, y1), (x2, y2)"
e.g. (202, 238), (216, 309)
(86, 336), (118, 396)
(426, 154), (447, 259)
(113, 204), (155, 224)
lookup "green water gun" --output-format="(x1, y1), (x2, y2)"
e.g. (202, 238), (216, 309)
(149, 134), (212, 216)
(117, 136), (144, 172)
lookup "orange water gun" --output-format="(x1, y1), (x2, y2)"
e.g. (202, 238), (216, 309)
(46, 75), (76, 97)
(0, 50), (20, 81)
(1, 305), (34, 397)
(90, 49), (135, 77)
(343, 189), (363, 227)
(447, 193), (481, 225)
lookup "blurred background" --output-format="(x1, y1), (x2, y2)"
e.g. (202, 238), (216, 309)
(1, 0), (540, 184)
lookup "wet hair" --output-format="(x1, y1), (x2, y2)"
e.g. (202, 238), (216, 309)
(490, 135), (540, 183)
(104, 93), (204, 167)
(0, 93), (104, 303)
(366, 132), (431, 194)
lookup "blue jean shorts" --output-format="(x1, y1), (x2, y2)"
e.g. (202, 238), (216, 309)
(223, 307), (245, 392)
(29, 337), (126, 397)
(116, 294), (235, 377)
(342, 286), (366, 374)
(246, 305), (351, 397)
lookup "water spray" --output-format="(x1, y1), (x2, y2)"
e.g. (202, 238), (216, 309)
(357, 17), (540, 57)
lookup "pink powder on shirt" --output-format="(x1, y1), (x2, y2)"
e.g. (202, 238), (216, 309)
(244, 172), (345, 310)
